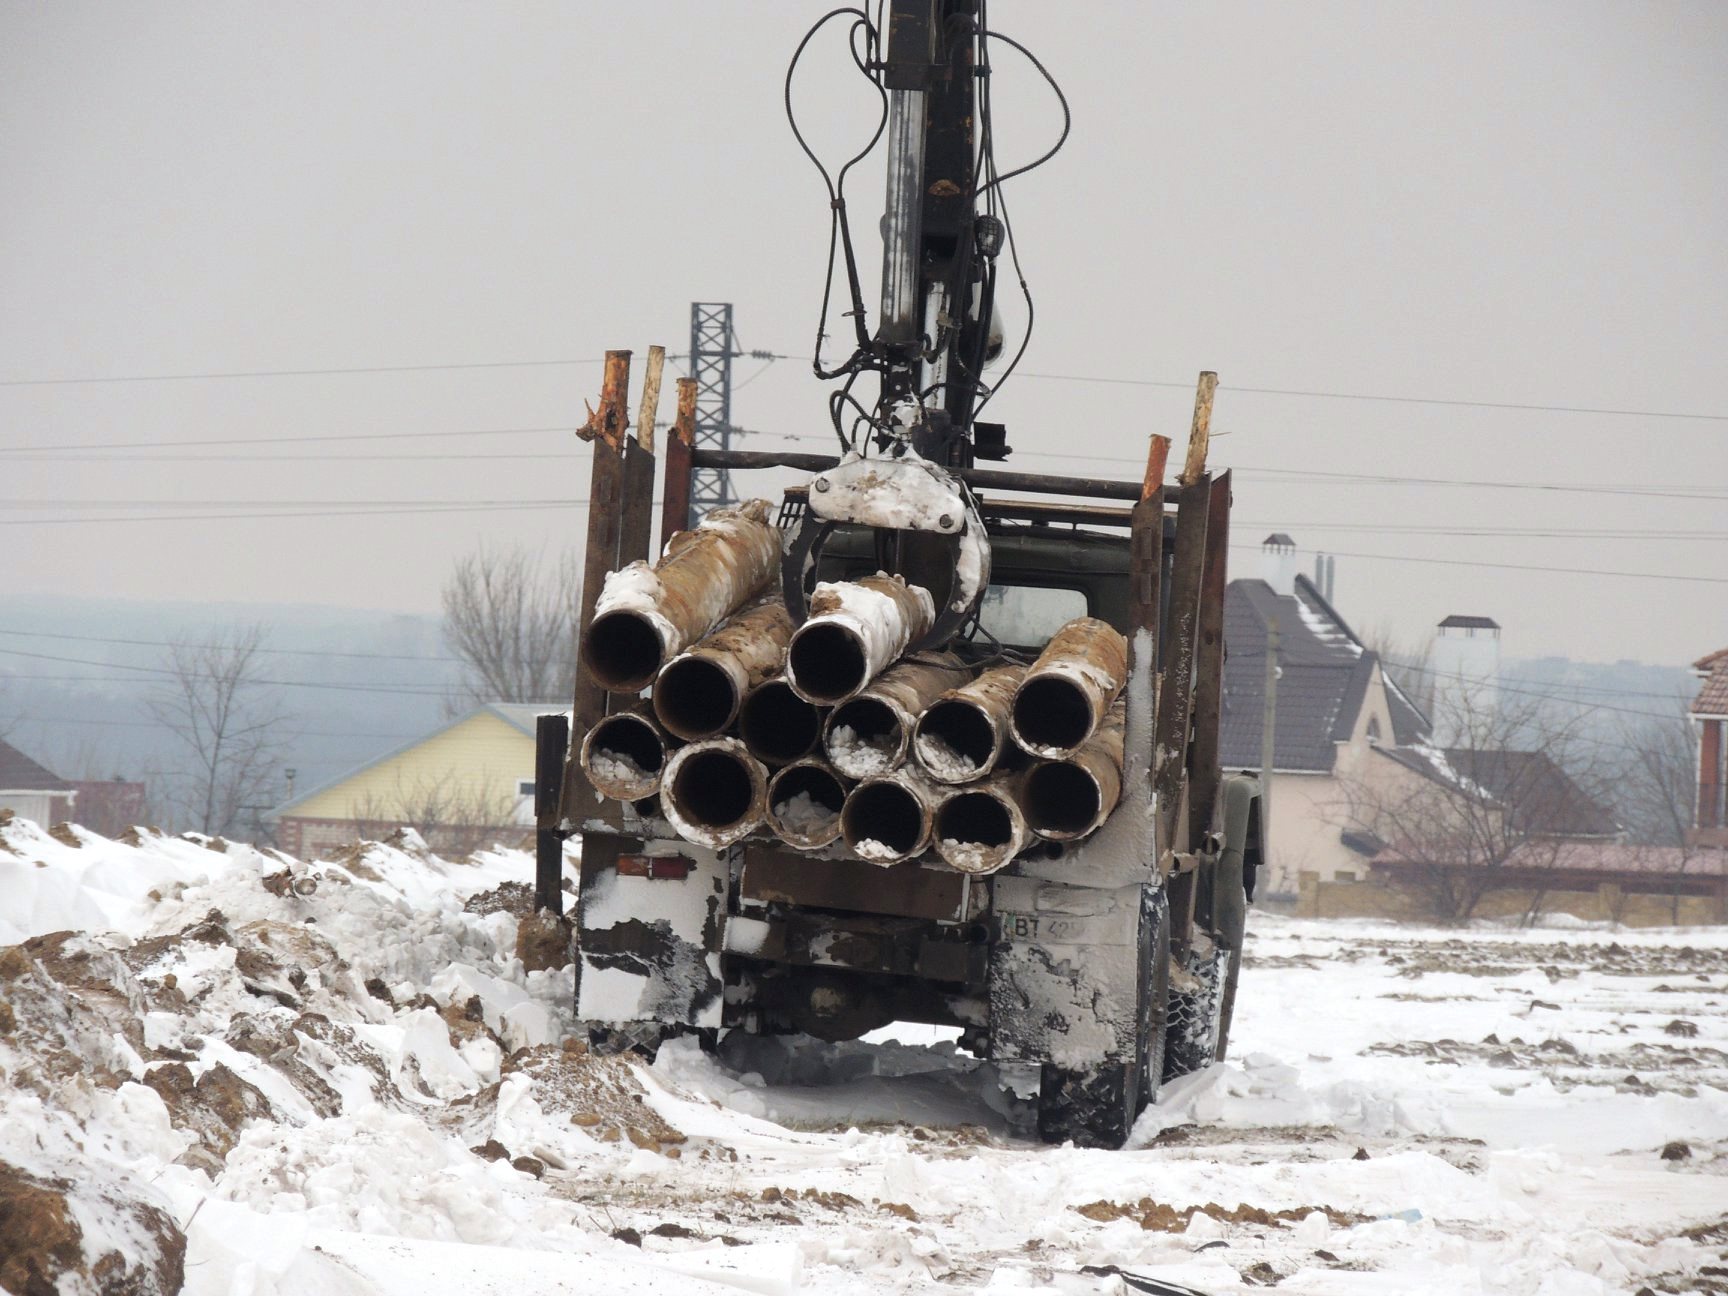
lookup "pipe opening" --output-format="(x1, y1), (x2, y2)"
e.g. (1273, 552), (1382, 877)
(670, 749), (756, 829)
(654, 656), (738, 741)
(826, 697), (902, 777)
(769, 764), (846, 843)
(739, 680), (823, 764)
(789, 623), (868, 703)
(587, 714), (665, 796)
(915, 700), (996, 781)
(842, 782), (926, 861)
(1025, 762), (1101, 838)
(585, 610), (665, 692)
(1013, 676), (1093, 754)
(935, 791), (1014, 850)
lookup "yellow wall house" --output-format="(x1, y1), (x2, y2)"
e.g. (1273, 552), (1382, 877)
(272, 703), (563, 859)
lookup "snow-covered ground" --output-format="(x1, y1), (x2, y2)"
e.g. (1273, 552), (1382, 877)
(2, 812), (1725, 1295)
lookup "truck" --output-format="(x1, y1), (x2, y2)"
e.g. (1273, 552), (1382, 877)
(530, 1), (1263, 1150)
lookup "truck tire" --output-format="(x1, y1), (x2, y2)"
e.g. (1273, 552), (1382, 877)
(1036, 886), (1170, 1149)
(1162, 938), (1225, 1083)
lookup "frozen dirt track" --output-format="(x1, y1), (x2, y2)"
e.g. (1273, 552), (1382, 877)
(2, 817), (1726, 1295)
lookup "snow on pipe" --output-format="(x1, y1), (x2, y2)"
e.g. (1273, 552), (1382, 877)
(822, 651), (971, 779)
(661, 737), (770, 850)
(652, 600), (794, 742)
(579, 707), (669, 801)
(841, 767), (943, 865)
(766, 758), (851, 849)
(785, 574), (935, 705)
(583, 499), (781, 693)
(1009, 616), (1130, 759)
(737, 676), (826, 766)
(933, 773), (1032, 874)
(913, 662), (1028, 784)
(1023, 701), (1126, 840)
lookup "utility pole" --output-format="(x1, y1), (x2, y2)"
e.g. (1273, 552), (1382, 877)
(687, 302), (739, 522)
(1260, 616), (1279, 885)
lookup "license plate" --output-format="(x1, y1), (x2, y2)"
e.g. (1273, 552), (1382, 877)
(996, 910), (1091, 943)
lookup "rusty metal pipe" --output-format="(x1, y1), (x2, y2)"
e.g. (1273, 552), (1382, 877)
(766, 759), (850, 850)
(840, 767), (942, 865)
(661, 737), (769, 850)
(737, 676), (825, 766)
(1010, 616), (1130, 759)
(579, 708), (669, 802)
(823, 652), (970, 779)
(933, 773), (1032, 874)
(913, 662), (1027, 784)
(584, 499), (780, 692)
(785, 574), (935, 705)
(653, 600), (793, 742)
(1024, 702), (1126, 840)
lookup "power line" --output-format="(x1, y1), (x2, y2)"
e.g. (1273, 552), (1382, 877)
(12, 710), (422, 741)
(0, 628), (459, 664)
(1227, 542), (1723, 586)
(0, 502), (592, 526)
(0, 647), (451, 697)
(8, 344), (1722, 422)
(1014, 371), (1728, 422)
(0, 359), (615, 388)
(0, 424), (578, 455)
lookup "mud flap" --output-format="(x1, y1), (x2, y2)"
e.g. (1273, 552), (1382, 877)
(574, 838), (727, 1030)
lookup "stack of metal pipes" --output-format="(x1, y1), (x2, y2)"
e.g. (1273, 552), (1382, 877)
(578, 501), (1131, 875)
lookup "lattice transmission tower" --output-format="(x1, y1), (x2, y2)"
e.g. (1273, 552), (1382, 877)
(688, 302), (739, 520)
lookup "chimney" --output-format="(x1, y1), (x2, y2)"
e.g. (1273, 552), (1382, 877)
(1313, 552), (1337, 603)
(1260, 533), (1298, 597)
(1430, 614), (1501, 746)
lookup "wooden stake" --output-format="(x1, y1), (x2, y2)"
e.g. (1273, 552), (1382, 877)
(1140, 433), (1172, 504)
(1179, 371), (1218, 486)
(636, 345), (666, 452)
(577, 349), (633, 448)
(660, 377), (699, 545)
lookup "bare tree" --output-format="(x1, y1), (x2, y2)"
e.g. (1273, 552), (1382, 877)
(1340, 689), (1612, 924)
(441, 545), (579, 710)
(1359, 619), (1435, 716)
(1613, 697), (1705, 921)
(149, 625), (290, 838)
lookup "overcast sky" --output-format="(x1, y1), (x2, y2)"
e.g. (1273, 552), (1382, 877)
(3, 1), (1724, 667)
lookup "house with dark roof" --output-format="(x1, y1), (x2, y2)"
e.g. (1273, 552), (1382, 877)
(1223, 535), (1434, 892)
(269, 703), (563, 858)
(1693, 647), (1728, 849)
(0, 738), (76, 829)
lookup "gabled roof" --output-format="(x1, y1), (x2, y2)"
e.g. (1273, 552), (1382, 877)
(1374, 742), (1618, 838)
(1693, 647), (1728, 672)
(1694, 651), (1728, 717)
(1443, 748), (1617, 837)
(1222, 573), (1430, 772)
(1438, 614), (1500, 631)
(269, 701), (567, 817)
(0, 739), (72, 792)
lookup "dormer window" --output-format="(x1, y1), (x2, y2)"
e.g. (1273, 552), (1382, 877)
(1366, 717), (1382, 745)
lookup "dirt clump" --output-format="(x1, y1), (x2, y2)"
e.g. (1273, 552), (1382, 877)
(465, 881), (536, 918)
(515, 911), (572, 972)
(0, 1158), (186, 1296)
(1074, 1199), (1367, 1231)
(144, 1061), (275, 1171)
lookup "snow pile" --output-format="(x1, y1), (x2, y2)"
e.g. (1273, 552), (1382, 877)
(770, 791), (837, 837)
(823, 723), (896, 777)
(913, 731), (980, 783)
(4, 812), (1728, 1294)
